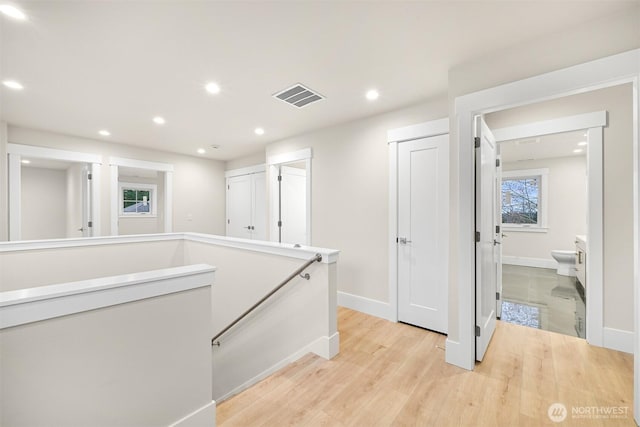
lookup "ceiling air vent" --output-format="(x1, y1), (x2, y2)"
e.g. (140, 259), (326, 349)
(273, 83), (324, 108)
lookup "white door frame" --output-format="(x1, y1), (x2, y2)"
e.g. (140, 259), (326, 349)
(388, 118), (449, 322)
(449, 47), (639, 424)
(266, 148), (312, 245)
(7, 143), (102, 240)
(492, 111), (607, 346)
(109, 156), (173, 236)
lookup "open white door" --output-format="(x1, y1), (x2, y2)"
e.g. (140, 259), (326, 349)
(475, 116), (499, 361)
(81, 165), (92, 237)
(496, 153), (503, 318)
(397, 134), (449, 333)
(280, 166), (307, 245)
(251, 172), (267, 241)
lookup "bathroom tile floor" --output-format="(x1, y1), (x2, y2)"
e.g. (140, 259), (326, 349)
(501, 264), (585, 338)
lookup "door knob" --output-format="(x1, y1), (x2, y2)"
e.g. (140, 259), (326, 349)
(493, 240), (501, 245)
(398, 237), (412, 244)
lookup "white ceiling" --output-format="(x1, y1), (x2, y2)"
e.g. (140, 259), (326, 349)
(0, 1), (635, 161)
(500, 130), (587, 162)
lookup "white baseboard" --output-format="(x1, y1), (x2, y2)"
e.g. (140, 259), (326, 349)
(502, 256), (556, 270)
(603, 327), (633, 354)
(445, 338), (474, 371)
(309, 332), (340, 359)
(215, 334), (339, 403)
(169, 400), (216, 427)
(337, 291), (394, 321)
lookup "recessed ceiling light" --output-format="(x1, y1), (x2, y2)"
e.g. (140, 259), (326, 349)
(254, 127), (265, 136)
(577, 141), (587, 146)
(205, 82), (220, 95)
(21, 159), (30, 164)
(573, 148), (583, 153)
(0, 4), (27, 20)
(365, 89), (379, 101)
(197, 148), (206, 154)
(153, 116), (166, 125)
(98, 130), (111, 136)
(2, 80), (23, 90)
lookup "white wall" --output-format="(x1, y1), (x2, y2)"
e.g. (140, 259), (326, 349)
(446, 7), (640, 344)
(0, 240), (185, 291)
(225, 152), (266, 171)
(265, 99), (448, 304)
(6, 126), (227, 239)
(20, 167), (67, 240)
(485, 84), (634, 332)
(1, 286), (213, 427)
(500, 156), (587, 262)
(183, 240), (338, 401)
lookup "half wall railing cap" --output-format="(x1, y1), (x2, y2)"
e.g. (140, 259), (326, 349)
(211, 252), (322, 347)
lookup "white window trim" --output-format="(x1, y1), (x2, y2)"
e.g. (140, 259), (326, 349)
(119, 182), (157, 217)
(501, 168), (548, 232)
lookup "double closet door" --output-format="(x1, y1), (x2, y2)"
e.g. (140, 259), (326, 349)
(226, 171), (266, 241)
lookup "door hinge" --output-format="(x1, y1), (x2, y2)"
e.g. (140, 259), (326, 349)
(88, 221), (93, 228)
(277, 175), (282, 182)
(88, 173), (92, 180)
(227, 219), (230, 224)
(278, 220), (282, 227)
(496, 225), (500, 234)
(496, 292), (500, 300)
(475, 231), (480, 242)
(495, 159), (500, 167)
(227, 185), (230, 190)
(475, 325), (481, 337)
(474, 137), (480, 148)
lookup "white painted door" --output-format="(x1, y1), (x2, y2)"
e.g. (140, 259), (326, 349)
(475, 117), (499, 361)
(251, 172), (267, 241)
(495, 153), (503, 319)
(280, 166), (307, 245)
(82, 165), (91, 237)
(226, 174), (252, 239)
(398, 134), (448, 333)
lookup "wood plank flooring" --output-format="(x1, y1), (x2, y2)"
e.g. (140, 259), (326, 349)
(217, 307), (634, 426)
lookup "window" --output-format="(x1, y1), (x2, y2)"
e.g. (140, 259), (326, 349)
(501, 168), (548, 231)
(119, 182), (157, 216)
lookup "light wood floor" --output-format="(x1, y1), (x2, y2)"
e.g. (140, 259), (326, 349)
(217, 307), (634, 426)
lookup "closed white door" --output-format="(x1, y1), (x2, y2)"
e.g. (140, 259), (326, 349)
(475, 117), (498, 361)
(398, 134), (448, 334)
(226, 174), (252, 239)
(280, 166), (307, 245)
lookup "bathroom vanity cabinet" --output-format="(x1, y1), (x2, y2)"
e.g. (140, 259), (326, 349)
(575, 235), (587, 289)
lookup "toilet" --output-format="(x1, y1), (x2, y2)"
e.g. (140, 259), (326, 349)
(551, 250), (576, 276)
